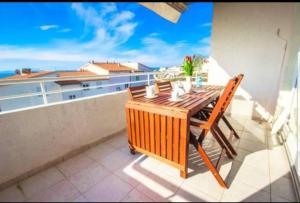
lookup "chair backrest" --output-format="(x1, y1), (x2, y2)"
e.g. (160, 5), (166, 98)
(155, 81), (172, 93)
(222, 74), (244, 111)
(128, 85), (147, 100)
(206, 76), (239, 129)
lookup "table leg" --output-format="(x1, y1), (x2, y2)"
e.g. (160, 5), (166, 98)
(180, 169), (188, 179)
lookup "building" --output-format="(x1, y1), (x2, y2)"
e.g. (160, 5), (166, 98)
(80, 61), (152, 90)
(0, 62), (152, 112)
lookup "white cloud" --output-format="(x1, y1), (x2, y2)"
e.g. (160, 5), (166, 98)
(0, 3), (211, 69)
(109, 11), (135, 26)
(199, 37), (211, 44)
(58, 28), (72, 33)
(39, 24), (59, 31)
(201, 22), (212, 27)
(71, 3), (138, 49)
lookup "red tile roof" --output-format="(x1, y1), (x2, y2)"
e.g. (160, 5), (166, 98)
(57, 71), (97, 78)
(55, 71), (108, 85)
(3, 71), (53, 80)
(92, 63), (134, 72)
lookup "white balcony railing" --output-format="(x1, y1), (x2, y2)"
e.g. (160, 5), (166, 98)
(0, 71), (191, 114)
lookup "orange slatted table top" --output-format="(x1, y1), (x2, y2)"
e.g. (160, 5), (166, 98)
(128, 85), (224, 116)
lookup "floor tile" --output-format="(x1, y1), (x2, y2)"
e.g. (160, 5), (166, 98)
(28, 180), (80, 202)
(270, 176), (297, 202)
(221, 178), (270, 202)
(181, 171), (225, 200)
(83, 174), (133, 202)
(104, 133), (128, 149)
(241, 130), (267, 144)
(136, 172), (183, 202)
(121, 189), (154, 202)
(239, 149), (270, 175)
(114, 156), (153, 188)
(57, 154), (94, 177)
(84, 143), (117, 161)
(97, 149), (135, 172)
(238, 139), (267, 153)
(71, 195), (88, 202)
(227, 163), (270, 193)
(170, 182), (218, 202)
(271, 194), (293, 202)
(19, 167), (65, 199)
(0, 185), (25, 202)
(269, 146), (291, 181)
(68, 162), (111, 193)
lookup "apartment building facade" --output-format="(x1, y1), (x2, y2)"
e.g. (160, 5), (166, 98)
(0, 62), (152, 112)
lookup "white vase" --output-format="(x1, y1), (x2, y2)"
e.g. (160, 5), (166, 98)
(184, 76), (192, 93)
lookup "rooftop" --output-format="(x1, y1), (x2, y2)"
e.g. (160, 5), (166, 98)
(3, 71), (53, 80)
(55, 71), (109, 85)
(91, 63), (135, 72)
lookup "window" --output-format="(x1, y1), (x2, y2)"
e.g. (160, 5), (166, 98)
(0, 105), (2, 112)
(125, 84), (129, 89)
(82, 83), (90, 90)
(135, 76), (140, 81)
(69, 95), (76, 100)
(116, 87), (121, 91)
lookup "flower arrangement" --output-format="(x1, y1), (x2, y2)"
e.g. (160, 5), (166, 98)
(192, 54), (208, 72)
(183, 56), (194, 76)
(183, 55), (209, 76)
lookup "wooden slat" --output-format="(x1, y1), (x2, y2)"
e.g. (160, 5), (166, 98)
(149, 113), (155, 153)
(125, 108), (132, 146)
(167, 116), (173, 161)
(139, 110), (145, 148)
(126, 101), (188, 119)
(161, 115), (167, 158)
(130, 108), (136, 146)
(179, 118), (188, 176)
(144, 111), (150, 151)
(173, 118), (180, 163)
(155, 114), (161, 156)
(134, 110), (140, 147)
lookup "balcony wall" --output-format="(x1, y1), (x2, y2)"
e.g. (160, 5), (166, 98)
(210, 3), (300, 120)
(0, 91), (128, 187)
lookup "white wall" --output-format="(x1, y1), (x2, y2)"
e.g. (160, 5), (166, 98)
(121, 62), (152, 72)
(210, 3), (300, 120)
(82, 64), (109, 75)
(0, 91), (128, 186)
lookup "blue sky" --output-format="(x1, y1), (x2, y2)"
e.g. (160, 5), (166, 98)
(0, 2), (213, 71)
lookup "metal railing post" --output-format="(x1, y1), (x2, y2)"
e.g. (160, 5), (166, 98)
(147, 73), (150, 86)
(40, 82), (48, 104)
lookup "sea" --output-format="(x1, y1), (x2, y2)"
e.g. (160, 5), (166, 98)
(0, 71), (15, 79)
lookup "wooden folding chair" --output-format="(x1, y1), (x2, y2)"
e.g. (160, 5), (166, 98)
(197, 74), (244, 139)
(189, 76), (240, 188)
(155, 81), (172, 93)
(128, 85), (147, 100)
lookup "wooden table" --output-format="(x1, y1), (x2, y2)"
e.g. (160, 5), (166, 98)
(125, 85), (223, 178)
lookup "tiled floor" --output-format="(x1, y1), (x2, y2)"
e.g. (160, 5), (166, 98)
(0, 116), (297, 202)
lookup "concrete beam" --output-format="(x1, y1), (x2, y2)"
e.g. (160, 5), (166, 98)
(139, 2), (187, 23)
